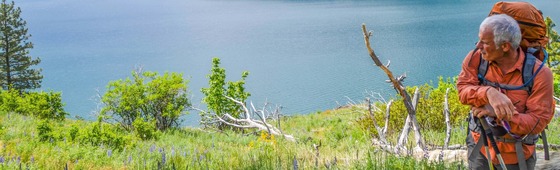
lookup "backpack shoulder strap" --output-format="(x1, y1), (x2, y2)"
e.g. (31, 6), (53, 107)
(474, 49), (490, 81)
(477, 49), (534, 92)
(522, 49), (537, 94)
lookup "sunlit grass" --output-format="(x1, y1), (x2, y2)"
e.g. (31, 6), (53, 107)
(0, 107), (555, 169)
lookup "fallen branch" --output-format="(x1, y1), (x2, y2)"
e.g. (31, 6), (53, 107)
(366, 98), (389, 144)
(197, 96), (296, 142)
(396, 87), (422, 154)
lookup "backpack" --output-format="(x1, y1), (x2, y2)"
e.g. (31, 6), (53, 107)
(489, 1), (548, 62)
(479, 1), (550, 95)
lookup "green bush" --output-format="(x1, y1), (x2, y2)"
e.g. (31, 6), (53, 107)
(200, 58), (250, 126)
(73, 120), (131, 150)
(133, 118), (159, 140)
(19, 91), (67, 120)
(69, 124), (79, 141)
(358, 76), (470, 135)
(37, 119), (54, 142)
(0, 89), (20, 112)
(545, 17), (560, 96)
(0, 89), (67, 120)
(101, 70), (191, 132)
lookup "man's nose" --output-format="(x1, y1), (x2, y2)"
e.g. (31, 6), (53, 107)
(475, 41), (482, 49)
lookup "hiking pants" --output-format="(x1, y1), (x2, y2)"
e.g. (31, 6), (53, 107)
(467, 131), (536, 170)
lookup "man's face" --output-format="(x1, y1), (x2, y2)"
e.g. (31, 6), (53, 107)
(476, 27), (504, 61)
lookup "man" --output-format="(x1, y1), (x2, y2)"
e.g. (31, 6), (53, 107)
(457, 14), (554, 170)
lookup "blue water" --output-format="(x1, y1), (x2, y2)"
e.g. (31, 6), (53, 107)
(18, 0), (560, 126)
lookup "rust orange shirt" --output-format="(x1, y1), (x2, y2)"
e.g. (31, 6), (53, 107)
(457, 48), (554, 165)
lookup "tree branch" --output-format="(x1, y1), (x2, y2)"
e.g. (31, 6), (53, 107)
(202, 96), (296, 142)
(362, 23), (426, 155)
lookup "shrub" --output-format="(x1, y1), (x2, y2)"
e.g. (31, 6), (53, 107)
(37, 119), (59, 142)
(200, 58), (250, 126)
(0, 89), (67, 120)
(19, 91), (67, 120)
(358, 76), (470, 135)
(101, 70), (191, 132)
(0, 89), (20, 112)
(69, 124), (79, 141)
(73, 119), (131, 150)
(545, 17), (560, 96)
(133, 118), (159, 140)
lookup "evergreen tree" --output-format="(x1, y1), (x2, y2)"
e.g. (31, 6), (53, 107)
(0, 0), (42, 90)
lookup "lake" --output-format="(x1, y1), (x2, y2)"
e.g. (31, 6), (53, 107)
(18, 0), (560, 126)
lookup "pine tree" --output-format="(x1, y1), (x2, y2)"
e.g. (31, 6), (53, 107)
(0, 0), (42, 91)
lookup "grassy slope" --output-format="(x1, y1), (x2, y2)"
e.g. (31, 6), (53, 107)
(0, 107), (556, 169)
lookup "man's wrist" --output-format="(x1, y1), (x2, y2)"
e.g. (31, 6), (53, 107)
(484, 87), (494, 103)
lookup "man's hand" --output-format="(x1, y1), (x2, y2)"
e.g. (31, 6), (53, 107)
(472, 105), (496, 118)
(486, 88), (515, 121)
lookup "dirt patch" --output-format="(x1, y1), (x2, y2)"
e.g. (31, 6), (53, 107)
(535, 150), (560, 170)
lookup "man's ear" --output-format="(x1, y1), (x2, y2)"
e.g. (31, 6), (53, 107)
(501, 42), (511, 52)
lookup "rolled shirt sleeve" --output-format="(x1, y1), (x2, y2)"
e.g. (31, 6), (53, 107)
(457, 50), (491, 107)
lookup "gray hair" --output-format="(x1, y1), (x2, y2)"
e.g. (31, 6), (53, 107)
(480, 14), (521, 49)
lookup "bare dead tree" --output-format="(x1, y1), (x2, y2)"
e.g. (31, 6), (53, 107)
(360, 25), (472, 163)
(396, 87), (422, 154)
(361, 24), (427, 155)
(440, 88), (452, 161)
(443, 88), (452, 149)
(196, 96), (296, 142)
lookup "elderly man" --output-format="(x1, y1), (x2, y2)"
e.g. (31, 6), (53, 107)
(457, 14), (554, 170)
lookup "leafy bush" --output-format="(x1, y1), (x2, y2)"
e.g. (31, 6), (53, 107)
(133, 118), (159, 140)
(545, 17), (560, 96)
(0, 89), (19, 112)
(37, 120), (54, 142)
(200, 58), (250, 126)
(69, 124), (79, 141)
(358, 77), (470, 134)
(0, 89), (67, 120)
(73, 120), (131, 150)
(101, 70), (191, 132)
(19, 91), (67, 120)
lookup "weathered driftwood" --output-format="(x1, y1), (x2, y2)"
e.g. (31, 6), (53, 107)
(443, 88), (452, 150)
(396, 88), (422, 154)
(440, 88), (452, 161)
(198, 96), (296, 142)
(366, 98), (392, 144)
(361, 24), (427, 155)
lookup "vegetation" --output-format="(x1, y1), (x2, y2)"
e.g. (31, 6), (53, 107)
(0, 89), (66, 121)
(200, 58), (250, 127)
(546, 17), (560, 96)
(101, 70), (191, 134)
(357, 77), (470, 135)
(0, 107), (484, 169)
(0, 58), (496, 169)
(0, 0), (42, 91)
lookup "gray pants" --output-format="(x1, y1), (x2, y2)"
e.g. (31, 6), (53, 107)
(467, 131), (536, 170)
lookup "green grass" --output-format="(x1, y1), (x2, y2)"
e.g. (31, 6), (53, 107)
(0, 107), (555, 169)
